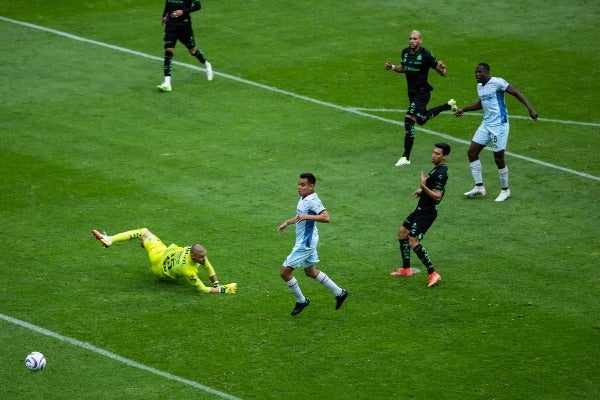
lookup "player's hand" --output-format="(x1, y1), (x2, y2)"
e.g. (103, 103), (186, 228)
(529, 109), (538, 120)
(219, 283), (237, 294)
(436, 60), (447, 76)
(385, 61), (392, 70)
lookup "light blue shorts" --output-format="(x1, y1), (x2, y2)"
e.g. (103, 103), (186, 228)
(472, 122), (509, 152)
(283, 244), (319, 269)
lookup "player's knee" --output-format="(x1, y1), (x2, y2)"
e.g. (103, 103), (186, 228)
(398, 226), (408, 239)
(408, 236), (420, 248)
(188, 47), (197, 55)
(165, 49), (173, 57)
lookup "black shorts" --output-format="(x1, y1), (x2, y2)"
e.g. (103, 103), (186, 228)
(163, 20), (196, 49)
(407, 90), (431, 119)
(402, 208), (437, 239)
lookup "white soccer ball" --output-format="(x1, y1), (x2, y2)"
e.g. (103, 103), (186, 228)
(25, 351), (46, 372)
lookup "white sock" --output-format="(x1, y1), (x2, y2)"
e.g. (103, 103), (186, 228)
(286, 277), (306, 302)
(498, 166), (509, 189)
(163, 76), (171, 86)
(315, 272), (343, 296)
(469, 160), (483, 185)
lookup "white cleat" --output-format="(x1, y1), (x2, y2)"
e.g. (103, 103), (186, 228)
(464, 186), (486, 198)
(156, 83), (172, 92)
(205, 61), (214, 81)
(494, 189), (511, 202)
(395, 156), (411, 167)
(447, 98), (457, 112)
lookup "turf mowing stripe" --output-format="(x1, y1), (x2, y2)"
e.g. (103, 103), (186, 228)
(0, 313), (243, 400)
(1, 16), (598, 182)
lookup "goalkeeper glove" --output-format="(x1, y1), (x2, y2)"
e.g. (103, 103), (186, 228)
(219, 283), (237, 294)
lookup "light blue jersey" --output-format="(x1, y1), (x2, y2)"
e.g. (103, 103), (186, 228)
(478, 77), (510, 125)
(295, 192), (326, 247)
(283, 192), (326, 268)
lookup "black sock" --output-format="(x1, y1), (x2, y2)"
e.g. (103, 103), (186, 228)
(193, 49), (207, 64)
(413, 244), (434, 274)
(399, 239), (411, 267)
(403, 117), (415, 158)
(163, 50), (173, 77)
(427, 103), (451, 119)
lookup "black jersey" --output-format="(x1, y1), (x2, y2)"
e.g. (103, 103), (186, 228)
(162, 0), (201, 21)
(417, 164), (448, 210)
(400, 46), (439, 93)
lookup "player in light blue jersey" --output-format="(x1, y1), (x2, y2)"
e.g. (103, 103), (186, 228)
(277, 173), (348, 316)
(455, 63), (537, 202)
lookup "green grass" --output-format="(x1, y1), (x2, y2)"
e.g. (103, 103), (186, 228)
(1, 1), (599, 399)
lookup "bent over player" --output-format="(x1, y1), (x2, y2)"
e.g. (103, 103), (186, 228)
(92, 228), (237, 294)
(157, 0), (214, 92)
(391, 143), (451, 287)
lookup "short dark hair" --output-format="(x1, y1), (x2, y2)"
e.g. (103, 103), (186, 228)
(300, 172), (316, 185)
(478, 62), (490, 72)
(435, 142), (451, 155)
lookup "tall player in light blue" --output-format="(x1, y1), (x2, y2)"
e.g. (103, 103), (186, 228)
(455, 63), (537, 202)
(277, 173), (348, 316)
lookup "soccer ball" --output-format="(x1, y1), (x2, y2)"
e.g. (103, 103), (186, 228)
(25, 351), (46, 372)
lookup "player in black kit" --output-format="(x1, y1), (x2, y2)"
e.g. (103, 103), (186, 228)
(385, 30), (456, 166)
(157, 0), (213, 92)
(391, 142), (451, 287)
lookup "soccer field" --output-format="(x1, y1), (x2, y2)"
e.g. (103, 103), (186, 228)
(1, 1), (598, 399)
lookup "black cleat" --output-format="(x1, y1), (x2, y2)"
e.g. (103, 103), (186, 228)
(335, 290), (348, 310)
(291, 298), (310, 316)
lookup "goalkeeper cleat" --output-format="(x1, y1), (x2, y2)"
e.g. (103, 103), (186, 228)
(156, 83), (172, 92)
(219, 283), (237, 294)
(391, 267), (413, 277)
(447, 98), (457, 112)
(291, 298), (310, 316)
(205, 61), (214, 81)
(335, 289), (349, 310)
(92, 230), (112, 248)
(464, 185), (486, 198)
(427, 272), (441, 287)
(212, 281), (220, 288)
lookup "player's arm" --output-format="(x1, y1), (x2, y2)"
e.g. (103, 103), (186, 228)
(278, 216), (297, 233)
(506, 84), (538, 120)
(186, 270), (236, 294)
(385, 61), (405, 73)
(297, 209), (330, 224)
(201, 257), (219, 286)
(184, 0), (201, 13)
(455, 100), (483, 116)
(419, 171), (444, 202)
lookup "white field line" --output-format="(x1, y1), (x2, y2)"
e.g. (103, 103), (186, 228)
(349, 108), (600, 128)
(1, 14), (599, 182)
(0, 313), (243, 400)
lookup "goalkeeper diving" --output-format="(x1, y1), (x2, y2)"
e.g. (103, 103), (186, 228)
(92, 228), (237, 294)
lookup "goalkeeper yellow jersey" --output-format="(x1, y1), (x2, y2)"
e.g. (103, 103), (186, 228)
(151, 244), (215, 294)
